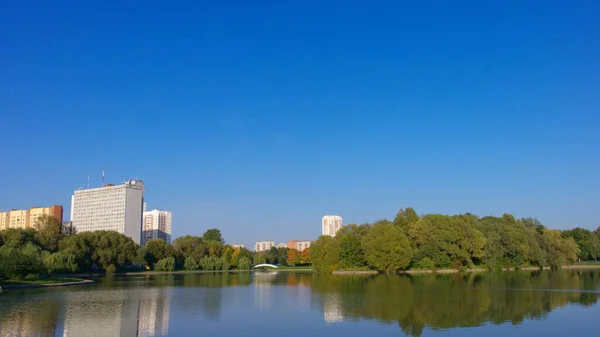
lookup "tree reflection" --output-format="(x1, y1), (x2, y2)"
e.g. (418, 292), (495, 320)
(310, 270), (600, 336)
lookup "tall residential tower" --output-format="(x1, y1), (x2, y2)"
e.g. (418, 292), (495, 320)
(322, 215), (343, 237)
(71, 180), (144, 244)
(142, 209), (172, 245)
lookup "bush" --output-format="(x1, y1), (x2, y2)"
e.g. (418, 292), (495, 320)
(237, 257), (251, 270)
(155, 257), (175, 272)
(105, 264), (117, 274)
(199, 255), (221, 270)
(220, 256), (231, 270)
(0, 243), (46, 280)
(414, 257), (435, 270)
(184, 256), (198, 271)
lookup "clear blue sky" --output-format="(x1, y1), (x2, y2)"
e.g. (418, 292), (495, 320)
(1, 1), (599, 248)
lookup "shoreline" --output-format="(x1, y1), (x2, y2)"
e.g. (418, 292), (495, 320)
(332, 264), (600, 275)
(1, 279), (94, 290)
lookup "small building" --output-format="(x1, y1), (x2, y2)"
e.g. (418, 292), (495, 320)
(254, 241), (275, 252)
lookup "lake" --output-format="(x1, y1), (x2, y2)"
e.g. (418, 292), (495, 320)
(0, 269), (598, 336)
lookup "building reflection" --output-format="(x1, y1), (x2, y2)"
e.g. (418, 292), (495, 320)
(254, 271), (278, 308)
(61, 286), (172, 337)
(137, 288), (171, 336)
(322, 293), (344, 323)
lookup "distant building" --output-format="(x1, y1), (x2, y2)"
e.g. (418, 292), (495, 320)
(71, 180), (144, 244)
(275, 242), (287, 249)
(254, 241), (275, 252)
(0, 212), (9, 229)
(0, 205), (63, 230)
(287, 240), (312, 251)
(231, 244), (246, 249)
(62, 221), (76, 236)
(29, 205), (63, 228)
(322, 215), (343, 237)
(142, 209), (172, 245)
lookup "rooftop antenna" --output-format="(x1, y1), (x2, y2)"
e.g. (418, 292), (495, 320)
(87, 173), (90, 189)
(102, 164), (105, 187)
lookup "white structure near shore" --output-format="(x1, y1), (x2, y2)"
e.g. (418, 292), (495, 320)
(71, 180), (144, 244)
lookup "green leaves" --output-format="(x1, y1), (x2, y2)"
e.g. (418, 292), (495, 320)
(362, 222), (412, 272)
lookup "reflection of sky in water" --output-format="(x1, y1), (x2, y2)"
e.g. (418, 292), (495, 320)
(0, 271), (599, 337)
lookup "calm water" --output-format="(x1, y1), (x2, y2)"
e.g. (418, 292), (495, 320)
(0, 270), (599, 337)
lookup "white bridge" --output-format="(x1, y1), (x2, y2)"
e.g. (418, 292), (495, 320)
(252, 263), (279, 269)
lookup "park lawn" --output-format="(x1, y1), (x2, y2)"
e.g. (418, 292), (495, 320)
(1, 278), (84, 286)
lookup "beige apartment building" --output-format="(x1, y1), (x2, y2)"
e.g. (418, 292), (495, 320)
(0, 212), (9, 229)
(0, 205), (63, 230)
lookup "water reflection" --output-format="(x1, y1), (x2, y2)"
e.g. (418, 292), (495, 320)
(0, 270), (598, 336)
(311, 270), (600, 336)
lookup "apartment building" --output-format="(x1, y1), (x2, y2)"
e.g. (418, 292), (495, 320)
(0, 205), (63, 230)
(231, 244), (246, 249)
(254, 241), (275, 252)
(0, 212), (9, 229)
(288, 240), (311, 251)
(29, 205), (63, 228)
(71, 180), (144, 244)
(322, 215), (343, 237)
(142, 209), (172, 245)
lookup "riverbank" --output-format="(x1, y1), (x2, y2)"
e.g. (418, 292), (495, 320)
(331, 264), (600, 275)
(1, 278), (94, 290)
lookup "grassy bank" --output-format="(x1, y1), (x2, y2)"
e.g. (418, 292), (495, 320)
(1, 277), (84, 286)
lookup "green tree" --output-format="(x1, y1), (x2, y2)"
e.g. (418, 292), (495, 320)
(362, 222), (412, 272)
(310, 236), (340, 273)
(237, 257), (252, 270)
(563, 227), (600, 261)
(203, 228), (224, 244)
(43, 251), (78, 273)
(143, 239), (174, 268)
(339, 230), (366, 268)
(0, 243), (45, 280)
(173, 235), (204, 259)
(155, 257), (176, 272)
(34, 214), (63, 252)
(393, 207), (419, 229)
(184, 256), (198, 270)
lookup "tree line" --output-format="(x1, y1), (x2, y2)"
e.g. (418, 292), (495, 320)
(309, 207), (600, 273)
(0, 215), (299, 282)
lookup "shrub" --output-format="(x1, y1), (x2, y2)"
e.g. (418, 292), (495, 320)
(184, 256), (198, 271)
(155, 257), (175, 272)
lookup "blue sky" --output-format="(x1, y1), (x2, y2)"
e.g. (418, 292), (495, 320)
(1, 1), (599, 247)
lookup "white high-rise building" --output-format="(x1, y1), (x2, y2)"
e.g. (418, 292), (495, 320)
(142, 209), (172, 246)
(322, 215), (343, 237)
(71, 180), (144, 244)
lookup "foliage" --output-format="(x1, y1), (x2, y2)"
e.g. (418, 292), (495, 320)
(155, 257), (176, 272)
(34, 215), (63, 252)
(202, 228), (224, 244)
(237, 257), (252, 270)
(287, 249), (300, 266)
(143, 239), (174, 268)
(310, 236), (340, 273)
(362, 222), (412, 272)
(184, 256), (198, 271)
(338, 225), (367, 268)
(0, 243), (46, 280)
(563, 227), (600, 261)
(200, 255), (222, 270)
(43, 251), (78, 273)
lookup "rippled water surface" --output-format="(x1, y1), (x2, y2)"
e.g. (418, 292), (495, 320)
(1, 269), (599, 336)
